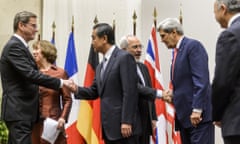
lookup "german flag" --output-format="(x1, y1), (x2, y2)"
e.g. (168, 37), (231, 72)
(76, 45), (104, 144)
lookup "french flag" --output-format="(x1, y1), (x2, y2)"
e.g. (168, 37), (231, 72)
(64, 32), (85, 144)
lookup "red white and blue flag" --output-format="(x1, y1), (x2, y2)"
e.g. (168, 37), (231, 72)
(144, 25), (181, 144)
(64, 32), (86, 144)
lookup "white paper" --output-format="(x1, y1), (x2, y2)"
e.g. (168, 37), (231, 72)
(41, 117), (60, 144)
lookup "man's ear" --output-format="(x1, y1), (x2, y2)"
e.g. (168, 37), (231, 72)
(221, 3), (228, 14)
(18, 22), (25, 31)
(103, 35), (108, 43)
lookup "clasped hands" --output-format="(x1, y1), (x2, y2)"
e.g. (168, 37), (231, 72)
(62, 79), (78, 93)
(162, 89), (173, 103)
(161, 90), (203, 127)
(64, 79), (175, 103)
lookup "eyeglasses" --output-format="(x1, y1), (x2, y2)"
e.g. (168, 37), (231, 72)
(131, 44), (143, 49)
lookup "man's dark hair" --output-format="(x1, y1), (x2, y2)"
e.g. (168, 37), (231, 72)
(93, 23), (115, 45)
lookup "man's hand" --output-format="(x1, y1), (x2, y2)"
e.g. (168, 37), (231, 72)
(162, 89), (173, 103)
(213, 121), (221, 128)
(190, 112), (202, 127)
(152, 120), (157, 130)
(121, 123), (132, 138)
(63, 79), (78, 93)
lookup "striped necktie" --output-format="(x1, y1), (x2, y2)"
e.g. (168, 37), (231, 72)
(100, 57), (107, 81)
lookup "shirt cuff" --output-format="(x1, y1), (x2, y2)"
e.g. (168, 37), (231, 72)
(192, 108), (202, 113)
(60, 79), (63, 88)
(156, 90), (162, 98)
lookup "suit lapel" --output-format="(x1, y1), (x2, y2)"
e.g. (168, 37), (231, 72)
(96, 64), (102, 92)
(12, 36), (38, 69)
(173, 37), (186, 80)
(137, 63), (146, 85)
(99, 47), (119, 91)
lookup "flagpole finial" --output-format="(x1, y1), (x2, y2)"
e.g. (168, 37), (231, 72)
(132, 10), (137, 35)
(52, 21), (56, 32)
(112, 13), (116, 29)
(179, 3), (183, 25)
(38, 22), (41, 41)
(38, 34), (41, 41)
(153, 7), (157, 28)
(112, 13), (116, 43)
(51, 21), (56, 43)
(72, 16), (74, 32)
(94, 15), (99, 24)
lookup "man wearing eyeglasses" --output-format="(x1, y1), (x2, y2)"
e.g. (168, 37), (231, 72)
(0, 11), (73, 144)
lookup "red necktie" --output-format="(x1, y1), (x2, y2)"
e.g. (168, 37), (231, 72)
(171, 48), (178, 80)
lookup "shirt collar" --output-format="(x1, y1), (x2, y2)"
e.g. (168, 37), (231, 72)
(13, 33), (28, 48)
(104, 45), (115, 60)
(176, 36), (184, 49)
(228, 13), (240, 28)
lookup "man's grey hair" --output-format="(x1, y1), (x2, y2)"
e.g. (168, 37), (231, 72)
(119, 36), (129, 49)
(157, 18), (184, 35)
(13, 11), (37, 32)
(217, 0), (240, 13)
(119, 34), (135, 49)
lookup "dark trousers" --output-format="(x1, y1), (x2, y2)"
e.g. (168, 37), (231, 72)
(104, 135), (139, 144)
(179, 121), (214, 144)
(223, 135), (240, 144)
(5, 120), (34, 144)
(139, 134), (150, 144)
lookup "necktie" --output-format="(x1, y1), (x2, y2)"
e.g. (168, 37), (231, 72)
(171, 48), (178, 80)
(100, 57), (107, 81)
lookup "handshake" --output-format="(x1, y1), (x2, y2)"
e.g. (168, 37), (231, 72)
(63, 79), (78, 93)
(161, 89), (173, 103)
(63, 79), (174, 104)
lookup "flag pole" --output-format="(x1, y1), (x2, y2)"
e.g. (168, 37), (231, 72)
(94, 15), (99, 25)
(72, 16), (74, 33)
(51, 21), (56, 43)
(112, 13), (116, 43)
(132, 10), (137, 36)
(179, 3), (183, 25)
(153, 7), (157, 28)
(38, 22), (41, 41)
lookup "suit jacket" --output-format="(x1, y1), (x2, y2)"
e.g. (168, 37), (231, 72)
(172, 37), (212, 128)
(212, 16), (240, 137)
(137, 62), (157, 136)
(75, 47), (142, 141)
(32, 65), (72, 144)
(0, 36), (61, 122)
(38, 65), (72, 121)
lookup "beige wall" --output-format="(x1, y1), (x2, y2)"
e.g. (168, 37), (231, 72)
(0, 0), (41, 52)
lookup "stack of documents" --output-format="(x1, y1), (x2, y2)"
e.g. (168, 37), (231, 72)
(41, 117), (60, 144)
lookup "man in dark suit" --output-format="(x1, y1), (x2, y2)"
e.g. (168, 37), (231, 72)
(70, 23), (141, 144)
(119, 35), (158, 144)
(212, 0), (240, 143)
(0, 11), (72, 144)
(119, 35), (172, 143)
(158, 18), (214, 144)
